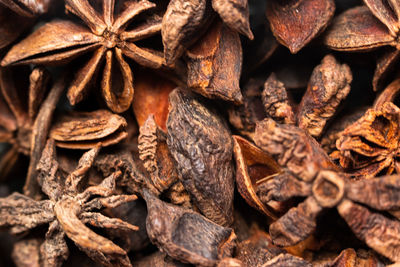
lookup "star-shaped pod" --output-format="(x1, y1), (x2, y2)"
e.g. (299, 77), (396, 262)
(336, 78), (400, 177)
(254, 118), (400, 263)
(0, 140), (138, 266)
(324, 0), (400, 91)
(1, 0), (165, 113)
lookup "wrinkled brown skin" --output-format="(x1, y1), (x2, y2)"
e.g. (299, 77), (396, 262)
(297, 55), (352, 138)
(2, 0), (165, 113)
(186, 19), (243, 104)
(266, 0), (335, 53)
(143, 189), (236, 267)
(167, 88), (235, 226)
(211, 0), (253, 39)
(138, 115), (181, 196)
(338, 200), (400, 262)
(162, 0), (212, 66)
(49, 109), (127, 149)
(254, 118), (338, 182)
(262, 73), (295, 124)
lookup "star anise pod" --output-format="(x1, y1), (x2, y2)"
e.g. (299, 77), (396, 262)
(336, 78), (400, 177)
(162, 0), (253, 66)
(0, 66), (49, 178)
(266, 0), (335, 53)
(1, 0), (165, 113)
(324, 0), (400, 91)
(253, 118), (400, 263)
(0, 139), (138, 266)
(263, 54), (352, 138)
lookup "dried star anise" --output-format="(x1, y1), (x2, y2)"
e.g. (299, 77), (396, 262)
(0, 140), (138, 266)
(336, 78), (400, 177)
(266, 0), (335, 53)
(254, 118), (400, 263)
(0, 66), (49, 178)
(263, 54), (352, 138)
(1, 0), (166, 113)
(161, 0), (253, 66)
(324, 0), (400, 91)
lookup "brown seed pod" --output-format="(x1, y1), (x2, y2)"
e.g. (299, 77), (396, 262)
(232, 135), (282, 220)
(50, 109), (127, 149)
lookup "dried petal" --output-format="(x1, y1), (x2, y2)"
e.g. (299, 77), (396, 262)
(50, 109), (127, 149)
(373, 48), (400, 92)
(297, 54), (352, 137)
(143, 190), (236, 266)
(266, 0), (335, 53)
(186, 20), (243, 104)
(363, 0), (400, 37)
(0, 5), (33, 49)
(40, 221), (69, 267)
(161, 0), (211, 65)
(324, 6), (395, 51)
(167, 88), (234, 226)
(211, 0), (253, 39)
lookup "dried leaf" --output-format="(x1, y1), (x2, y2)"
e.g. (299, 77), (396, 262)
(186, 19), (243, 104)
(167, 88), (234, 226)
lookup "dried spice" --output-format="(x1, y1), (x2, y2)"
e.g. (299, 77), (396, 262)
(143, 189), (236, 267)
(324, 0), (400, 91)
(3, 0), (400, 266)
(254, 118), (400, 262)
(0, 140), (138, 266)
(266, 0), (335, 53)
(2, 0), (165, 113)
(50, 109), (128, 149)
(336, 78), (400, 177)
(0, 66), (49, 178)
(186, 19), (243, 104)
(167, 88), (234, 226)
(263, 54), (352, 138)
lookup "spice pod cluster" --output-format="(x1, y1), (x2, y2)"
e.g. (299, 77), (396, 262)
(1, 0), (400, 266)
